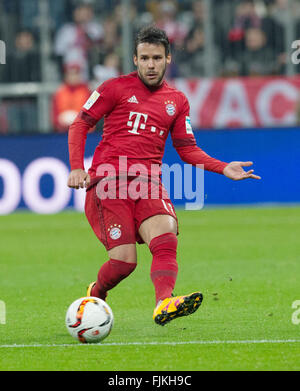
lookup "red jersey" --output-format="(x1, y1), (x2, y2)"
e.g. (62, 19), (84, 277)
(68, 71), (227, 178)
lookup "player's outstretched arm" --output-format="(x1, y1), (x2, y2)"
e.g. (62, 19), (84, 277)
(223, 161), (261, 181)
(67, 169), (91, 189)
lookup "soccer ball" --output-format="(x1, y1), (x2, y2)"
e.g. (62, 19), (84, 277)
(65, 297), (114, 343)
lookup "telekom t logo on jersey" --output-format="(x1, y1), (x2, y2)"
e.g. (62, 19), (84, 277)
(127, 112), (148, 135)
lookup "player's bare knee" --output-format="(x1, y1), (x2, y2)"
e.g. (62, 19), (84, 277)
(108, 244), (137, 264)
(139, 215), (177, 245)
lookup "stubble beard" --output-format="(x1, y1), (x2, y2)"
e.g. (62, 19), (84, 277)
(138, 64), (166, 88)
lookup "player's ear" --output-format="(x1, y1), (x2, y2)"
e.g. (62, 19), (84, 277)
(133, 55), (138, 66)
(166, 54), (171, 65)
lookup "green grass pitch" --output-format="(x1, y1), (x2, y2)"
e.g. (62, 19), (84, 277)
(0, 206), (300, 371)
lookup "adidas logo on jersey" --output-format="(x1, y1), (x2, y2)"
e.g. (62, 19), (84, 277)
(128, 95), (139, 104)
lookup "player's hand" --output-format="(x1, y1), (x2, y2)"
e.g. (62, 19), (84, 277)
(223, 161), (261, 181)
(67, 169), (91, 189)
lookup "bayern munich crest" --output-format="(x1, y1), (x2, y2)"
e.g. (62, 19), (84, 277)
(165, 100), (176, 116)
(108, 224), (122, 240)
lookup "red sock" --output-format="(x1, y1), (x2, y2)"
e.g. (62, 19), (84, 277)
(149, 233), (178, 305)
(91, 258), (136, 300)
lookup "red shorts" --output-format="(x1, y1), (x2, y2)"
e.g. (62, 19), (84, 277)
(84, 177), (178, 250)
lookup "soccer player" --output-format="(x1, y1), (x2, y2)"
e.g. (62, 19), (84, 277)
(67, 26), (260, 326)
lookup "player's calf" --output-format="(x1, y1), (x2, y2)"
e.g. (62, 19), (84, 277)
(149, 232), (178, 303)
(87, 259), (136, 301)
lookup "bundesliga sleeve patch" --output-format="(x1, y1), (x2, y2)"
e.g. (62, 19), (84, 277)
(185, 116), (193, 135)
(83, 90), (100, 110)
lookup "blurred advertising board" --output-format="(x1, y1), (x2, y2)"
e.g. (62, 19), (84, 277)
(0, 128), (299, 214)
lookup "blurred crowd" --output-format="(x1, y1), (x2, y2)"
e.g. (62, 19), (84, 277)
(0, 0), (300, 133)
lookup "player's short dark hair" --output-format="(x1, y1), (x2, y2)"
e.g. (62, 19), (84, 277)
(134, 26), (170, 56)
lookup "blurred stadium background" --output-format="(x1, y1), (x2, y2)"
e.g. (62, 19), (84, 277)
(0, 0), (300, 214)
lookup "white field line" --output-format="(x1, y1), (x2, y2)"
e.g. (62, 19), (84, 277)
(0, 339), (300, 348)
